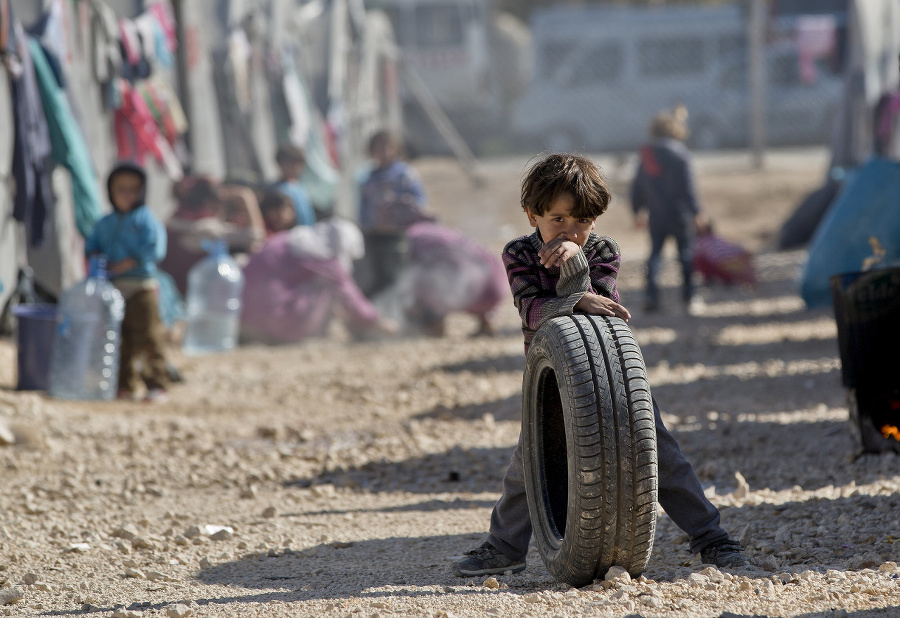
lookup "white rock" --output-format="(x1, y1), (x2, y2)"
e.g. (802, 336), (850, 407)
(124, 568), (145, 579)
(167, 603), (192, 617)
(0, 587), (24, 605)
(204, 525), (234, 541)
(113, 524), (140, 540)
(0, 422), (15, 446)
(640, 594), (662, 607)
(604, 565), (630, 584)
(733, 471), (750, 500)
(67, 543), (91, 553)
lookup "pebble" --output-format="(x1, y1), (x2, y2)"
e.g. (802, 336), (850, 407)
(113, 524), (140, 540)
(604, 565), (630, 584)
(124, 568), (145, 579)
(166, 603), (192, 617)
(67, 543), (91, 553)
(112, 609), (143, 618)
(0, 587), (23, 605)
(21, 573), (38, 585)
(482, 576), (499, 589)
(733, 471), (750, 500)
(0, 422), (14, 446)
(261, 506), (277, 518)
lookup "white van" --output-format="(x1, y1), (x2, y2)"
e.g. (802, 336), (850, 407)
(364, 0), (502, 152)
(511, 3), (841, 153)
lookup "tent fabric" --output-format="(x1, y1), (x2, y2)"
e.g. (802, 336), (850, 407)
(800, 157), (900, 307)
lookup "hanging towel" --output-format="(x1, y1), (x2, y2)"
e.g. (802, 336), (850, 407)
(27, 36), (101, 240)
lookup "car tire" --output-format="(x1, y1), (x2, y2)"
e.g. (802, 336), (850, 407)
(523, 314), (658, 587)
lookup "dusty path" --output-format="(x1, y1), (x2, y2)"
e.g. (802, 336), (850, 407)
(2, 148), (900, 617)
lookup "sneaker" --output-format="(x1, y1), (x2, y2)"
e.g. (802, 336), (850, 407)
(700, 539), (751, 569)
(456, 542), (526, 577)
(144, 388), (169, 404)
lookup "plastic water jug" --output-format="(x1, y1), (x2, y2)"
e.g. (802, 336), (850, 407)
(49, 256), (125, 400)
(183, 240), (244, 355)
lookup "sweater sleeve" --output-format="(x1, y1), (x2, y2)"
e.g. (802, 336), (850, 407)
(587, 237), (622, 302)
(503, 238), (590, 332)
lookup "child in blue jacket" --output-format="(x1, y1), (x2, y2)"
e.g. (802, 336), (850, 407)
(85, 161), (170, 402)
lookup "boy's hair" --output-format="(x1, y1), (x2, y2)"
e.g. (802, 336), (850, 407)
(107, 160), (147, 210)
(368, 129), (402, 156)
(521, 153), (611, 218)
(275, 144), (306, 166)
(260, 190), (293, 214)
(649, 106), (688, 141)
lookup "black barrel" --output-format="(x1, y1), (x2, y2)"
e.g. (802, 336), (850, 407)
(830, 267), (900, 453)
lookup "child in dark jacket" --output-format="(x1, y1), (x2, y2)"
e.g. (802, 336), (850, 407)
(85, 161), (169, 402)
(630, 106), (707, 313)
(456, 153), (749, 577)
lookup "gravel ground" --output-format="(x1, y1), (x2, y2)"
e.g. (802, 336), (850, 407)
(2, 148), (899, 618)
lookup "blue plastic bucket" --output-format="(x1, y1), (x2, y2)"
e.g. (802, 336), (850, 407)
(12, 304), (58, 391)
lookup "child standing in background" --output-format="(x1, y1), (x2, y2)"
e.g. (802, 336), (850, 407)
(630, 106), (707, 313)
(273, 144), (316, 227)
(85, 161), (170, 403)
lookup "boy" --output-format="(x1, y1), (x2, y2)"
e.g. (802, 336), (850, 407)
(630, 106), (707, 313)
(273, 144), (316, 227)
(456, 153), (749, 577)
(85, 161), (170, 402)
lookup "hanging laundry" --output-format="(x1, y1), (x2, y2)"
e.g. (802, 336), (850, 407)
(6, 11), (55, 247)
(146, 0), (177, 53)
(27, 37), (101, 240)
(114, 80), (183, 180)
(89, 0), (121, 85)
(795, 15), (837, 85)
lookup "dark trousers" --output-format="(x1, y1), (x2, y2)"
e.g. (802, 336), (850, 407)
(486, 397), (727, 560)
(119, 289), (170, 393)
(646, 222), (695, 305)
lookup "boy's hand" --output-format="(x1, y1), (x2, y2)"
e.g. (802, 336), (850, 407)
(109, 258), (136, 275)
(575, 292), (631, 321)
(539, 237), (581, 268)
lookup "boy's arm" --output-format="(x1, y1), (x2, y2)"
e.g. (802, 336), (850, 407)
(504, 241), (590, 331)
(128, 212), (167, 268)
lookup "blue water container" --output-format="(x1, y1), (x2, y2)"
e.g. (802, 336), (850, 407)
(12, 303), (58, 391)
(182, 241), (245, 355)
(48, 257), (125, 400)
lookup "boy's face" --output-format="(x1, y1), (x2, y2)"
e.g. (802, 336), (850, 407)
(527, 192), (597, 247)
(264, 202), (297, 233)
(279, 158), (304, 180)
(110, 172), (144, 212)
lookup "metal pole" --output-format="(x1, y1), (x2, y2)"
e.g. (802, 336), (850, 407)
(748, 0), (767, 169)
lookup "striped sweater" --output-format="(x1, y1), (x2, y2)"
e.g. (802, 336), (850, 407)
(502, 231), (621, 351)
